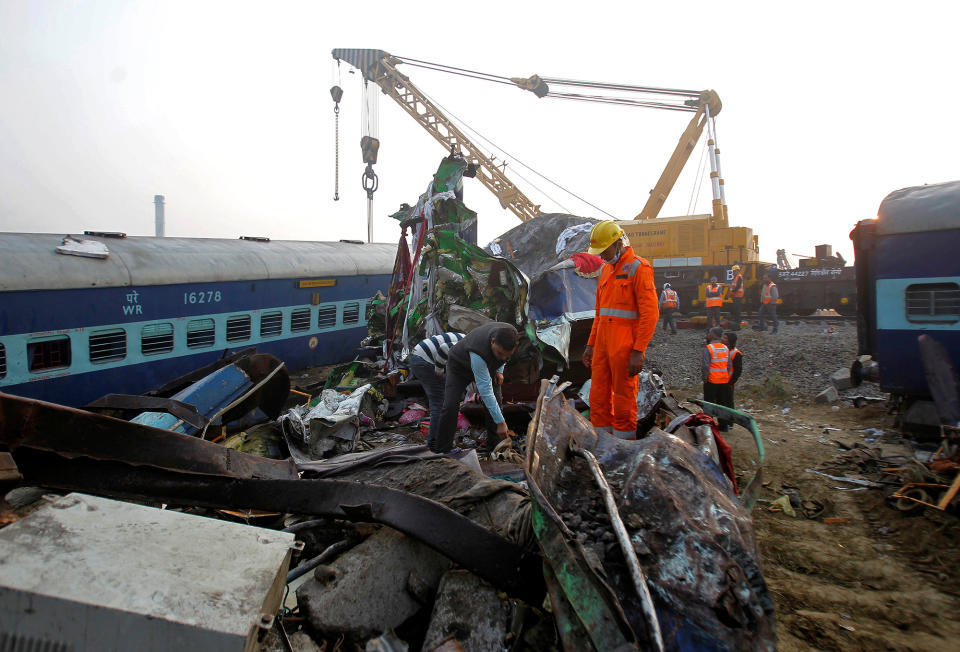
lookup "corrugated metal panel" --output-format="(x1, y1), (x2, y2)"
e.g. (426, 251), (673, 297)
(0, 234), (397, 291)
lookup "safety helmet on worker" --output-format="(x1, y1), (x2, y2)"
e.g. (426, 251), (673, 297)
(663, 282), (671, 289)
(731, 264), (741, 271)
(587, 220), (625, 255)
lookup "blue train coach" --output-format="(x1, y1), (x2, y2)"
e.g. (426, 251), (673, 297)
(0, 233), (396, 407)
(851, 180), (960, 399)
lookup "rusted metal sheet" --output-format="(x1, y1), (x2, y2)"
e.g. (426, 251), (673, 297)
(0, 392), (297, 480)
(0, 392), (540, 600)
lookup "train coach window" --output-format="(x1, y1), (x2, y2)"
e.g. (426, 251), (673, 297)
(318, 305), (337, 329)
(290, 308), (311, 332)
(187, 318), (216, 348)
(89, 329), (127, 364)
(142, 323), (174, 355)
(261, 311), (283, 338)
(906, 283), (960, 322)
(226, 315), (252, 342)
(28, 336), (71, 372)
(0, 343), (5, 378)
(343, 302), (360, 325)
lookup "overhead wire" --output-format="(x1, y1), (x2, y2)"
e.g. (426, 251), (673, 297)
(390, 55), (712, 220)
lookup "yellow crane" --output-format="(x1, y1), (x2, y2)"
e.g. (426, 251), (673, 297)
(332, 50), (729, 228)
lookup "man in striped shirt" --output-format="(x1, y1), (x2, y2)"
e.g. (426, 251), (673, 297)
(408, 332), (465, 451)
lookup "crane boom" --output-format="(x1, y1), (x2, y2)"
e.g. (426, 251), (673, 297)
(332, 49), (542, 223)
(634, 90), (721, 222)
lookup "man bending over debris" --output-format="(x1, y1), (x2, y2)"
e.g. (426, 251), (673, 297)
(582, 220), (658, 439)
(432, 322), (518, 454)
(408, 331), (465, 451)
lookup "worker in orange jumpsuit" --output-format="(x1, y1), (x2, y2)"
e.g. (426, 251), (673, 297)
(582, 221), (659, 439)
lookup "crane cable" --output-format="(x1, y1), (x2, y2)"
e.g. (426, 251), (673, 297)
(419, 88), (618, 220)
(396, 56), (700, 109)
(687, 139), (710, 215)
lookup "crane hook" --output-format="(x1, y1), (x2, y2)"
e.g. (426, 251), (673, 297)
(361, 164), (379, 200)
(331, 85), (343, 201)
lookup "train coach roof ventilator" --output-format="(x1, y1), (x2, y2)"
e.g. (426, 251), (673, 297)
(56, 235), (110, 259)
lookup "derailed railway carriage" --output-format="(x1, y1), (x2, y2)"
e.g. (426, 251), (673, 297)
(851, 180), (960, 401)
(0, 233), (395, 407)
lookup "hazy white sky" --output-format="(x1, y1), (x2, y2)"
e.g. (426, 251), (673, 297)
(1, 1), (956, 264)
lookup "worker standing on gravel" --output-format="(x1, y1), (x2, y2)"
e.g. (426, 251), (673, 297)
(756, 272), (780, 334)
(705, 277), (723, 329)
(434, 322), (517, 454)
(720, 331), (742, 431)
(702, 327), (731, 411)
(729, 265), (744, 330)
(659, 283), (679, 335)
(582, 220), (658, 439)
(408, 332), (465, 452)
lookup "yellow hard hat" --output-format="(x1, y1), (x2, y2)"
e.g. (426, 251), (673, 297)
(588, 220), (625, 255)
(731, 264), (741, 271)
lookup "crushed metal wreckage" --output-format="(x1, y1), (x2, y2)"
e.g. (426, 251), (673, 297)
(0, 159), (775, 651)
(0, 352), (772, 650)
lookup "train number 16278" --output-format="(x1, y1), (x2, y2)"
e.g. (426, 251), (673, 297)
(184, 290), (222, 305)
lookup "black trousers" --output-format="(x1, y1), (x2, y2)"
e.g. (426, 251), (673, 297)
(758, 303), (779, 332)
(731, 298), (742, 329)
(707, 306), (722, 328)
(661, 308), (676, 334)
(704, 382), (735, 430)
(434, 360), (502, 453)
(409, 355), (446, 450)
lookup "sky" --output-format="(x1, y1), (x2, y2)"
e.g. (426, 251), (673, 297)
(1, 1), (957, 265)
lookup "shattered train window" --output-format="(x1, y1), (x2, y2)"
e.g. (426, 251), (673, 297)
(318, 305), (337, 329)
(260, 311), (283, 337)
(187, 318), (216, 348)
(89, 328), (127, 363)
(906, 283), (960, 322)
(290, 308), (311, 332)
(28, 336), (71, 372)
(343, 302), (360, 325)
(226, 315), (251, 342)
(142, 323), (174, 355)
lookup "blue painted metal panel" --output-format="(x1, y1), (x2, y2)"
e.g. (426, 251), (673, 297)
(872, 230), (960, 280)
(0, 275), (389, 335)
(875, 277), (960, 331)
(132, 364), (253, 435)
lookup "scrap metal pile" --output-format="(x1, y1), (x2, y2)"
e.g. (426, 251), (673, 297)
(0, 348), (774, 651)
(0, 158), (777, 651)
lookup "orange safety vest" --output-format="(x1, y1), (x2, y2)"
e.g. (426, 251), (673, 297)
(761, 281), (777, 304)
(731, 273), (744, 298)
(706, 342), (730, 383)
(705, 284), (723, 307)
(730, 347), (741, 362)
(662, 289), (678, 309)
